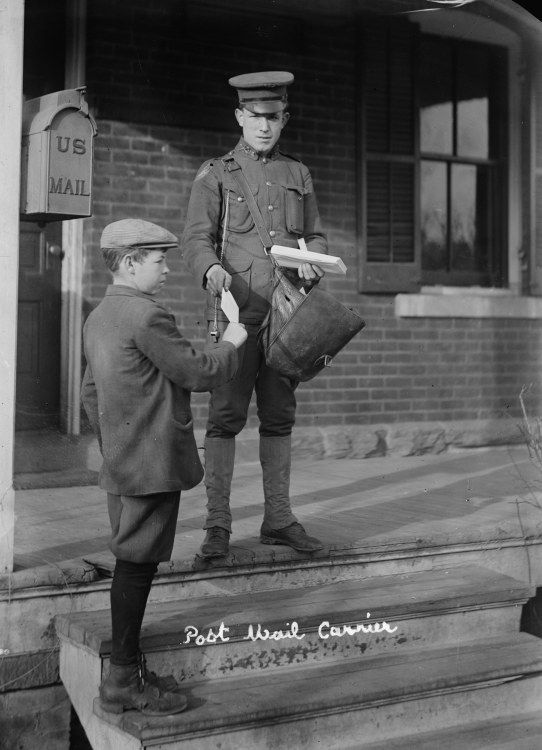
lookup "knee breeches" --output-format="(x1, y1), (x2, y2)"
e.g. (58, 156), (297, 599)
(206, 322), (297, 438)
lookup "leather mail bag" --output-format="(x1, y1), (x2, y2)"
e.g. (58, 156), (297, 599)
(258, 265), (365, 382)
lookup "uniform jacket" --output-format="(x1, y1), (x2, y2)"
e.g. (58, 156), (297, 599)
(81, 285), (238, 496)
(182, 138), (328, 325)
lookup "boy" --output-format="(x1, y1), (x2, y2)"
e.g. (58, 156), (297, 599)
(81, 218), (246, 715)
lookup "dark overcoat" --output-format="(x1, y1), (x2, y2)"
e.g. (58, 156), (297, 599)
(81, 284), (237, 496)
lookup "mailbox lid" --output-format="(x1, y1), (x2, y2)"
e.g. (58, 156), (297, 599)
(22, 88), (97, 136)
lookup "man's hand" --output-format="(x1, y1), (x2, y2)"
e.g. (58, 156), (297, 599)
(221, 322), (247, 348)
(206, 264), (232, 296)
(298, 263), (325, 282)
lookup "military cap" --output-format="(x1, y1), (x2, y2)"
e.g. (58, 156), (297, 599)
(229, 71), (294, 114)
(100, 219), (178, 250)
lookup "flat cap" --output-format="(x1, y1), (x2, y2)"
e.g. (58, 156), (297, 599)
(100, 219), (178, 250)
(229, 71), (294, 114)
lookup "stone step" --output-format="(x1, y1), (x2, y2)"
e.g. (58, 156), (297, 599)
(5, 532), (538, 662)
(84, 634), (542, 750)
(55, 565), (532, 683)
(85, 527), (542, 603)
(7, 542), (532, 660)
(359, 710), (542, 749)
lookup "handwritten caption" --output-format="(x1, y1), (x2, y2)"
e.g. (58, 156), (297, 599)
(181, 613), (397, 646)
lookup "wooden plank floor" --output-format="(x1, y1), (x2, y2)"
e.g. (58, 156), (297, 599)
(13, 446), (542, 571)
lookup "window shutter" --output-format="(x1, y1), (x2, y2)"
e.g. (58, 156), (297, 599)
(529, 38), (542, 296)
(358, 19), (420, 293)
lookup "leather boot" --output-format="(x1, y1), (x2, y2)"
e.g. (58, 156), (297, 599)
(260, 521), (324, 552)
(99, 656), (187, 716)
(200, 527), (230, 558)
(259, 435), (323, 552)
(203, 436), (235, 532)
(259, 435), (298, 530)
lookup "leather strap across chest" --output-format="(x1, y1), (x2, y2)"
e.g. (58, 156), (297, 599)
(221, 155), (273, 251)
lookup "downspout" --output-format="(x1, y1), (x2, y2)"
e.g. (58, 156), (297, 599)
(61, 0), (87, 434)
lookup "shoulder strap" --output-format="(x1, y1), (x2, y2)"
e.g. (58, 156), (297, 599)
(279, 151), (302, 163)
(221, 155), (273, 251)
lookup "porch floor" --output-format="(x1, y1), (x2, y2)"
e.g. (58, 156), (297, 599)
(13, 445), (542, 574)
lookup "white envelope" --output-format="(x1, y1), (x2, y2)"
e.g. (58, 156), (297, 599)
(220, 290), (239, 322)
(269, 245), (347, 275)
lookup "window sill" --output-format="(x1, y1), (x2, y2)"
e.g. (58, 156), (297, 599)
(395, 287), (542, 319)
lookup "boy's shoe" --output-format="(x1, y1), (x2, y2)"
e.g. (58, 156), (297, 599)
(260, 522), (323, 553)
(99, 659), (187, 716)
(200, 527), (230, 558)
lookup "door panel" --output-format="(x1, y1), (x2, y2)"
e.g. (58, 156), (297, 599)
(16, 221), (62, 430)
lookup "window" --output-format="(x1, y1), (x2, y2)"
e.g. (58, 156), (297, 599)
(420, 36), (506, 287)
(358, 20), (508, 293)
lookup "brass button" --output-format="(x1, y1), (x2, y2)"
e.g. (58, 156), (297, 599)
(269, 230), (276, 237)
(266, 181), (272, 186)
(262, 158), (267, 164)
(237, 196), (243, 202)
(268, 205), (274, 211)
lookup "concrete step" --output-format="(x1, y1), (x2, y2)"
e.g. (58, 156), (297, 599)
(359, 710), (542, 749)
(4, 534), (537, 663)
(55, 565), (532, 683)
(79, 634), (542, 750)
(84, 529), (542, 603)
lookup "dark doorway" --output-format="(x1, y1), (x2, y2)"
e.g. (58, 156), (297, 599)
(16, 221), (63, 430)
(18, 0), (66, 433)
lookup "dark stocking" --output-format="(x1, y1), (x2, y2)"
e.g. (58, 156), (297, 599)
(109, 559), (158, 666)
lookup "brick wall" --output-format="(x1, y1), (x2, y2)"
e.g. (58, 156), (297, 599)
(81, 0), (542, 433)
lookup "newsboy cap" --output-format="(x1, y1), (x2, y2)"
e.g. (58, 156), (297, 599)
(229, 71), (294, 114)
(100, 219), (178, 250)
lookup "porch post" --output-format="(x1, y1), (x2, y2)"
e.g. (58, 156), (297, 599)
(0, 0), (24, 574)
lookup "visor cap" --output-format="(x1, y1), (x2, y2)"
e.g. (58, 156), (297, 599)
(100, 219), (178, 250)
(229, 71), (294, 113)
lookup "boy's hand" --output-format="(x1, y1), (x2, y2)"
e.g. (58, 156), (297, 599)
(206, 265), (232, 296)
(222, 323), (247, 348)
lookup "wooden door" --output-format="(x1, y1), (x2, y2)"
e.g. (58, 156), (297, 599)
(16, 221), (63, 430)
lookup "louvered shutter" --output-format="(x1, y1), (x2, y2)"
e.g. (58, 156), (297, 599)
(529, 37), (542, 296)
(358, 19), (420, 293)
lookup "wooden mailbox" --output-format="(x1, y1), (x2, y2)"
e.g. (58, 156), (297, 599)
(20, 88), (97, 221)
